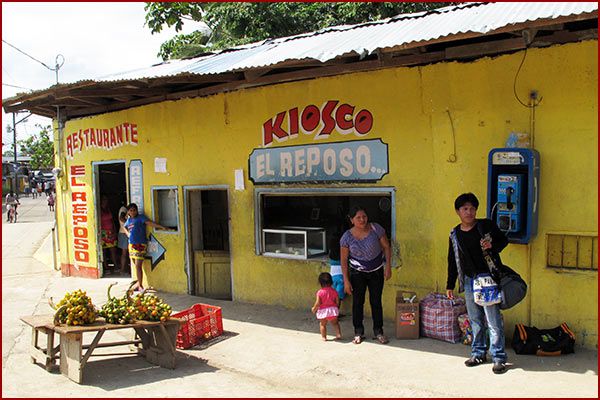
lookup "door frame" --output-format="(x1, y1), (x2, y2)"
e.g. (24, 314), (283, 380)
(182, 185), (232, 296)
(92, 160), (128, 276)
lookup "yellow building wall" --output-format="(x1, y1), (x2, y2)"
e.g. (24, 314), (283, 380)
(55, 40), (597, 348)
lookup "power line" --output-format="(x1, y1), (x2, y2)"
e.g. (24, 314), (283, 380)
(2, 39), (55, 71)
(2, 83), (32, 90)
(2, 39), (65, 84)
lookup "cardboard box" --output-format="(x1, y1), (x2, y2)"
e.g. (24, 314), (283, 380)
(396, 291), (420, 339)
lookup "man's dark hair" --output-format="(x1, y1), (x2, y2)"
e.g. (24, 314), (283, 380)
(454, 193), (479, 210)
(126, 203), (138, 211)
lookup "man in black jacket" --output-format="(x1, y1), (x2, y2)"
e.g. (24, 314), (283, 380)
(446, 193), (509, 374)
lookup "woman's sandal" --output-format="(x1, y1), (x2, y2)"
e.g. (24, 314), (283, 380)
(352, 335), (364, 344)
(375, 334), (389, 344)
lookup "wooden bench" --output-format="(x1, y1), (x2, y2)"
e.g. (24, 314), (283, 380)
(20, 315), (182, 384)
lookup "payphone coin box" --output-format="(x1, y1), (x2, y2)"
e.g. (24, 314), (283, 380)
(395, 291), (419, 339)
(487, 148), (540, 244)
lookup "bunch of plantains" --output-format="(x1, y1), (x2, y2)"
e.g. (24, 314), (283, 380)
(129, 288), (172, 322)
(99, 282), (136, 325)
(49, 289), (97, 326)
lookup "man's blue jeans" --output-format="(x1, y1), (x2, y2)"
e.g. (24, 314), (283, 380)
(464, 275), (507, 363)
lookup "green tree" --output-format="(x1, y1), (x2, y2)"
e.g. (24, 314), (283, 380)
(145, 2), (453, 60)
(19, 125), (54, 169)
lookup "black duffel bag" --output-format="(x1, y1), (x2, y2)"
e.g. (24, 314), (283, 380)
(512, 323), (576, 356)
(498, 265), (527, 310)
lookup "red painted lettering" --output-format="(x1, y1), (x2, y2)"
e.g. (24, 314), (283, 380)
(131, 123), (138, 144)
(72, 192), (87, 202)
(109, 128), (117, 148)
(74, 226), (88, 238)
(73, 215), (87, 224)
(335, 104), (354, 131)
(317, 100), (339, 137)
(71, 165), (85, 176)
(66, 135), (73, 157)
(74, 251), (89, 263)
(354, 109), (373, 135)
(74, 238), (89, 250)
(301, 105), (320, 133)
(289, 108), (299, 136)
(70, 177), (84, 187)
(262, 112), (288, 146)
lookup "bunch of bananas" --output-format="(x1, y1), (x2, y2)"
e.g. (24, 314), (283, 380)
(99, 282), (136, 325)
(129, 289), (172, 322)
(50, 289), (97, 326)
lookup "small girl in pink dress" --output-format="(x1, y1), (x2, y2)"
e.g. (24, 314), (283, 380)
(311, 272), (342, 341)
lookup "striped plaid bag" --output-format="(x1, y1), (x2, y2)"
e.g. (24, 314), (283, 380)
(420, 293), (466, 343)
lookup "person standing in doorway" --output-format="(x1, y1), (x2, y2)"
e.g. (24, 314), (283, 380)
(100, 196), (119, 275)
(124, 203), (167, 292)
(340, 205), (392, 345)
(446, 192), (509, 374)
(117, 203), (130, 274)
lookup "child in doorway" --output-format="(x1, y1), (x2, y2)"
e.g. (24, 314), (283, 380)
(311, 272), (342, 341)
(328, 236), (346, 316)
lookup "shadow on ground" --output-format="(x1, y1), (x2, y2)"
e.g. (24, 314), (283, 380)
(158, 292), (598, 376)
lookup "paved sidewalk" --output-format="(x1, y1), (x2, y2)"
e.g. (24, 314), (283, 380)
(2, 196), (598, 397)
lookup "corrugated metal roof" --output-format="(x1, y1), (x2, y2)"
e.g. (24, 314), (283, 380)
(97, 2), (597, 82)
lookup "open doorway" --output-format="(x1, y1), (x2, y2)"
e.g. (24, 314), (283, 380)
(185, 187), (232, 300)
(94, 162), (129, 278)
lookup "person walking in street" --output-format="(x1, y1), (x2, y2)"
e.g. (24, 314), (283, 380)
(311, 272), (342, 341)
(5, 191), (20, 222)
(44, 180), (51, 196)
(446, 192), (509, 374)
(47, 192), (55, 211)
(30, 178), (37, 199)
(124, 203), (168, 292)
(340, 205), (392, 345)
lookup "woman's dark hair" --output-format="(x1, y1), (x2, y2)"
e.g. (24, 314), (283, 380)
(126, 203), (138, 211)
(348, 205), (367, 220)
(454, 193), (479, 210)
(318, 272), (333, 287)
(328, 235), (340, 261)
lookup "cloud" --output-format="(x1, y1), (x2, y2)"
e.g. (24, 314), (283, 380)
(2, 2), (199, 150)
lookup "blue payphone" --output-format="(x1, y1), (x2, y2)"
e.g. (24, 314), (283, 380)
(487, 148), (540, 244)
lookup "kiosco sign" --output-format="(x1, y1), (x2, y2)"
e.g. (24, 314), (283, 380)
(252, 101), (388, 183)
(249, 139), (389, 184)
(262, 100), (373, 146)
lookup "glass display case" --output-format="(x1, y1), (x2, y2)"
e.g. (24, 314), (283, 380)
(262, 226), (327, 259)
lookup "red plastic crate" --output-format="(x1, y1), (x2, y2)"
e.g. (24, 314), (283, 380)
(172, 303), (223, 349)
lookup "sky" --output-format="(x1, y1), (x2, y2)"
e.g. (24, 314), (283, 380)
(2, 2), (204, 155)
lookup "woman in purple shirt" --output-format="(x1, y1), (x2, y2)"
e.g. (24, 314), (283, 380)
(341, 206), (392, 345)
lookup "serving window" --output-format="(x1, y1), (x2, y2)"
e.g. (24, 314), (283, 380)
(151, 186), (179, 232)
(255, 187), (395, 260)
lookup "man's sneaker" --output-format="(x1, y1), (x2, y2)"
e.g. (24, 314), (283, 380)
(492, 362), (507, 374)
(464, 356), (486, 367)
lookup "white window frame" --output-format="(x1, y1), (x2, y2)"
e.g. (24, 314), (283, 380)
(254, 187), (396, 260)
(150, 185), (180, 234)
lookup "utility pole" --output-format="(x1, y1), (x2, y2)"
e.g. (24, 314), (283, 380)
(12, 113), (17, 194)
(9, 112), (31, 194)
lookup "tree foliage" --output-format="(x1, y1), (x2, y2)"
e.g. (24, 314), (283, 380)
(145, 2), (453, 60)
(18, 125), (54, 169)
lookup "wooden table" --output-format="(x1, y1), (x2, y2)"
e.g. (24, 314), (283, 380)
(20, 315), (182, 384)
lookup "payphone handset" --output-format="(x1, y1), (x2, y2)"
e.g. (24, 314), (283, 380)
(496, 174), (523, 233)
